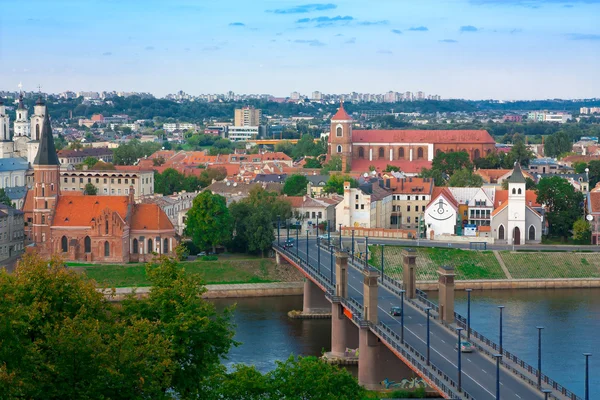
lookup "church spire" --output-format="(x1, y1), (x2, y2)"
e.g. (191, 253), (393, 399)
(17, 93), (26, 110)
(33, 110), (59, 166)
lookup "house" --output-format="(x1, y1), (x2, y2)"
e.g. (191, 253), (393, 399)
(587, 188), (600, 244)
(284, 195), (340, 234)
(424, 188), (459, 238)
(389, 177), (434, 233)
(335, 180), (392, 229)
(306, 175), (330, 197)
(528, 158), (573, 175)
(57, 147), (114, 170)
(0, 204), (25, 262)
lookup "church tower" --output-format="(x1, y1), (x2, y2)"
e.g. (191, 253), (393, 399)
(0, 98), (14, 158)
(32, 108), (60, 252)
(506, 162), (526, 245)
(329, 102), (353, 172)
(27, 96), (45, 164)
(13, 93), (30, 137)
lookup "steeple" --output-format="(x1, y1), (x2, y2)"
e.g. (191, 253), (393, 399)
(17, 93), (26, 110)
(33, 111), (59, 166)
(331, 101), (352, 121)
(507, 162), (526, 184)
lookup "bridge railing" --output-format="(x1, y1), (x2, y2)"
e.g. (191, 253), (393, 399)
(274, 244), (334, 290)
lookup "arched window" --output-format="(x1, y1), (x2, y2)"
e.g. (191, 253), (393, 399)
(417, 147), (424, 159)
(84, 236), (91, 253)
(337, 145), (342, 153)
(104, 241), (110, 257)
(518, 188), (522, 194)
(164, 238), (169, 253)
(399, 148), (405, 159)
(528, 225), (536, 241)
(18, 113), (21, 119)
(512, 188), (516, 194)
(474, 149), (481, 159)
(3, 177), (7, 187)
(61, 236), (68, 253)
(132, 238), (139, 254)
(336, 126), (343, 137)
(41, 185), (45, 196)
(105, 220), (109, 234)
(41, 215), (45, 224)
(378, 147), (384, 159)
(36, 124), (40, 140)
(50, 183), (54, 191)
(498, 225), (505, 240)
(358, 147), (364, 158)
(14, 176), (18, 186)
(44, 201), (48, 209)
(148, 239), (153, 253)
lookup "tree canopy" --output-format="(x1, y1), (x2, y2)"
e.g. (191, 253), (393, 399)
(0, 188), (12, 207)
(447, 168), (484, 187)
(185, 191), (232, 252)
(113, 139), (162, 165)
(536, 176), (584, 239)
(323, 175), (358, 195)
(282, 174), (309, 196)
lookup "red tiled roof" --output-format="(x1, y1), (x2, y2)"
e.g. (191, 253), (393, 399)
(476, 169), (511, 183)
(428, 187), (459, 209)
(494, 190), (540, 208)
(130, 204), (174, 231)
(52, 196), (129, 227)
(352, 130), (495, 144)
(588, 192), (600, 213)
(331, 102), (352, 121)
(479, 225), (491, 232)
(350, 159), (432, 174)
(388, 177), (434, 195)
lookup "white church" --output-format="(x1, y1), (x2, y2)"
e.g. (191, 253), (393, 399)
(0, 93), (45, 164)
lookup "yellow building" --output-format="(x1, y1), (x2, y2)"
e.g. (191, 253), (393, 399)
(234, 106), (261, 127)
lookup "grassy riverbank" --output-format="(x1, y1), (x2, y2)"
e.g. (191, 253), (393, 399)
(369, 245), (600, 280)
(69, 255), (301, 287)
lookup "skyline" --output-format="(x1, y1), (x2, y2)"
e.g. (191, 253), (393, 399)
(0, 0), (599, 100)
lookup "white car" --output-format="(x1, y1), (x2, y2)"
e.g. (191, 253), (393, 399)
(318, 234), (329, 240)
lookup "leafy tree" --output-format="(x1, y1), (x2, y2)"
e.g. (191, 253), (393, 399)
(447, 168), (484, 187)
(384, 164), (400, 172)
(185, 191), (232, 252)
(80, 156), (99, 169)
(509, 136), (533, 166)
(274, 140), (294, 156)
(303, 158), (322, 169)
(321, 156), (342, 173)
(323, 174), (358, 195)
(536, 176), (584, 240)
(572, 217), (591, 243)
(155, 168), (184, 195)
(587, 160), (600, 187)
(199, 167), (227, 187)
(153, 156), (166, 166)
(419, 167), (446, 186)
(544, 131), (572, 158)
(113, 139), (162, 165)
(92, 160), (116, 170)
(68, 140), (83, 150)
(83, 183), (98, 195)
(573, 161), (588, 174)
(283, 174), (309, 196)
(291, 135), (325, 159)
(0, 188), (12, 207)
(54, 134), (67, 151)
(431, 151), (472, 177)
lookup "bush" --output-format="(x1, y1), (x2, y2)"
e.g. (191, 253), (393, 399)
(201, 255), (218, 261)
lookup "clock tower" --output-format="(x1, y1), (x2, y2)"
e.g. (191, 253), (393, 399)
(507, 162), (526, 245)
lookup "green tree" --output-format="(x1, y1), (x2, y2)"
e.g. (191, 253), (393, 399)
(155, 168), (184, 195)
(321, 156), (343, 173)
(323, 175), (358, 195)
(509, 136), (533, 166)
(536, 176), (584, 240)
(81, 156), (99, 169)
(292, 135), (325, 159)
(544, 131), (573, 158)
(573, 162), (588, 174)
(283, 174), (309, 196)
(83, 183), (98, 195)
(431, 151), (472, 177)
(274, 140), (294, 156)
(419, 167), (446, 186)
(572, 217), (591, 243)
(447, 168), (484, 187)
(0, 188), (12, 207)
(185, 191), (232, 252)
(384, 164), (400, 172)
(303, 158), (322, 169)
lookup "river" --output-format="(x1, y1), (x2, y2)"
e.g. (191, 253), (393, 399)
(212, 288), (600, 398)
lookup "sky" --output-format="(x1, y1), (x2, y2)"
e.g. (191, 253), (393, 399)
(0, 0), (599, 100)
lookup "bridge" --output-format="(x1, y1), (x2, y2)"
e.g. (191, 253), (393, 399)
(273, 236), (582, 400)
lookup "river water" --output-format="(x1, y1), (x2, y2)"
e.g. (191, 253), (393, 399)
(212, 288), (600, 398)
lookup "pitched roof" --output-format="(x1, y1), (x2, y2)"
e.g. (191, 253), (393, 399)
(588, 192), (600, 213)
(494, 190), (540, 208)
(57, 147), (113, 158)
(130, 204), (174, 231)
(507, 163), (526, 184)
(428, 187), (459, 209)
(34, 110), (60, 166)
(0, 157), (29, 171)
(282, 196), (331, 209)
(352, 130), (495, 144)
(331, 102), (352, 121)
(52, 196), (129, 227)
(389, 177), (434, 195)
(475, 169), (512, 184)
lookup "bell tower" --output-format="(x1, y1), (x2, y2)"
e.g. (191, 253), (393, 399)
(507, 162), (526, 245)
(32, 107), (60, 252)
(0, 98), (14, 158)
(14, 93), (30, 138)
(329, 102), (353, 172)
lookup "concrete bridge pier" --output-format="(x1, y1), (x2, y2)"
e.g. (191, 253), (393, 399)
(275, 252), (288, 265)
(438, 265), (456, 323)
(402, 248), (417, 299)
(302, 279), (330, 314)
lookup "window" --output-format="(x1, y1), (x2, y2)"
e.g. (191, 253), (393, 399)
(337, 145), (342, 153)
(88, 178), (91, 183)
(111, 179), (115, 184)
(498, 225), (505, 240)
(358, 147), (364, 158)
(41, 215), (45, 224)
(132, 179), (135, 184)
(132, 238), (139, 254)
(518, 188), (522, 195)
(64, 178), (68, 183)
(111, 189), (115, 194)
(105, 220), (109, 235)
(529, 225), (535, 241)
(148, 239), (153, 253)
(35, 124), (40, 139)
(80, 178), (83, 183)
(96, 178), (99, 183)
(417, 147), (424, 159)
(44, 201), (48, 209)
(84, 236), (91, 253)
(355, 204), (359, 210)
(104, 178), (107, 183)
(125, 179), (128, 184)
(61, 236), (68, 253)
(407, 205), (411, 212)
(318, 212), (322, 218)
(361, 204), (364, 210)
(103, 188), (108, 194)
(407, 217), (411, 223)
(355, 195), (359, 200)
(104, 241), (110, 257)
(164, 238), (169, 253)
(378, 147), (384, 159)
(72, 178), (75, 183)
(118, 189), (121, 194)
(336, 126), (343, 137)
(399, 148), (405, 158)
(512, 188), (516, 194)
(118, 179), (121, 184)
(407, 196), (410, 201)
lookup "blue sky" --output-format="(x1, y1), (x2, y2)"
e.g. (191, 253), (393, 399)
(0, 0), (599, 99)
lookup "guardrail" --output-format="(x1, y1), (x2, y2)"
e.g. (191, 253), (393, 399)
(274, 244), (334, 290)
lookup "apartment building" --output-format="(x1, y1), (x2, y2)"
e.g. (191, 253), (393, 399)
(389, 177), (434, 231)
(57, 147), (114, 169)
(234, 106), (261, 127)
(59, 168), (154, 199)
(335, 180), (392, 229)
(0, 204), (25, 261)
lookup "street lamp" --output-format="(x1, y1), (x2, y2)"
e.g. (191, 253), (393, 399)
(365, 236), (369, 269)
(456, 327), (464, 392)
(327, 220), (331, 242)
(541, 389), (552, 400)
(493, 354), (503, 400)
(277, 215), (281, 245)
(400, 289), (406, 343)
(351, 229), (355, 261)
(316, 215), (320, 237)
(380, 244), (385, 283)
(426, 307), (431, 366)
(536, 326), (544, 388)
(286, 219), (290, 241)
(296, 225), (299, 258)
(306, 230), (310, 266)
(339, 223), (342, 249)
(329, 245), (334, 283)
(584, 353), (592, 400)
(498, 305), (505, 354)
(465, 289), (472, 340)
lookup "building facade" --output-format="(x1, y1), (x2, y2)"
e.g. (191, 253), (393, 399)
(59, 168), (154, 198)
(234, 106), (261, 127)
(57, 147), (114, 169)
(0, 204), (25, 262)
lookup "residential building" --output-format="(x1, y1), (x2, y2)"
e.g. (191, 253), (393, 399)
(286, 195), (338, 234)
(228, 126), (259, 141)
(335, 180), (392, 229)
(59, 167), (154, 198)
(0, 204), (25, 261)
(527, 111), (572, 123)
(142, 191), (198, 235)
(580, 107), (600, 115)
(389, 177), (434, 232)
(163, 123), (197, 133)
(587, 186), (600, 244)
(204, 181), (282, 205)
(57, 147), (114, 169)
(528, 158), (574, 175)
(234, 106), (262, 127)
(503, 115), (523, 122)
(424, 188), (459, 238)
(306, 175), (330, 197)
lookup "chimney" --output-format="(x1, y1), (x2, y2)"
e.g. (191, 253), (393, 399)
(401, 179), (404, 190)
(128, 185), (135, 204)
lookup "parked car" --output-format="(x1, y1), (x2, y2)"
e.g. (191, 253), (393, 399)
(389, 306), (402, 316)
(455, 341), (474, 353)
(197, 251), (206, 257)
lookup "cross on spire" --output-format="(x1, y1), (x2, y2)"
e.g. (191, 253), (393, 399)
(17, 82), (23, 92)
(37, 84), (42, 93)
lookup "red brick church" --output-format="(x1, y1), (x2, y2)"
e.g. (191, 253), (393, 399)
(327, 103), (496, 174)
(23, 107), (177, 262)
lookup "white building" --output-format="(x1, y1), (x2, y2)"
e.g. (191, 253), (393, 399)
(335, 180), (392, 229)
(0, 158), (29, 189)
(228, 126), (259, 142)
(163, 123), (197, 133)
(0, 94), (46, 165)
(424, 188), (459, 238)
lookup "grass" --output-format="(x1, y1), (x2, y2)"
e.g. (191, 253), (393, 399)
(71, 257), (280, 288)
(369, 245), (506, 281)
(500, 251), (600, 279)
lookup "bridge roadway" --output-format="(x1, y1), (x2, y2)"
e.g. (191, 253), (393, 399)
(285, 237), (551, 400)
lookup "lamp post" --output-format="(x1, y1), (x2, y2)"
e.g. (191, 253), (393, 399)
(327, 220), (331, 242)
(329, 245), (334, 283)
(493, 354), (503, 400)
(498, 305), (505, 354)
(286, 219), (289, 241)
(426, 307), (431, 366)
(316, 215), (319, 237)
(541, 389), (552, 400)
(400, 289), (406, 344)
(456, 327), (464, 392)
(466, 289), (472, 340)
(277, 215), (281, 246)
(317, 231), (321, 274)
(339, 223), (342, 249)
(536, 326), (544, 388)
(365, 236), (369, 269)
(306, 230), (309, 266)
(584, 353), (592, 400)
(351, 229), (355, 262)
(296, 225), (299, 258)
(380, 244), (385, 282)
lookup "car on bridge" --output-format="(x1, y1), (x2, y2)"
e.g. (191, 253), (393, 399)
(389, 306), (402, 316)
(455, 340), (474, 353)
(284, 239), (294, 248)
(317, 234), (330, 240)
